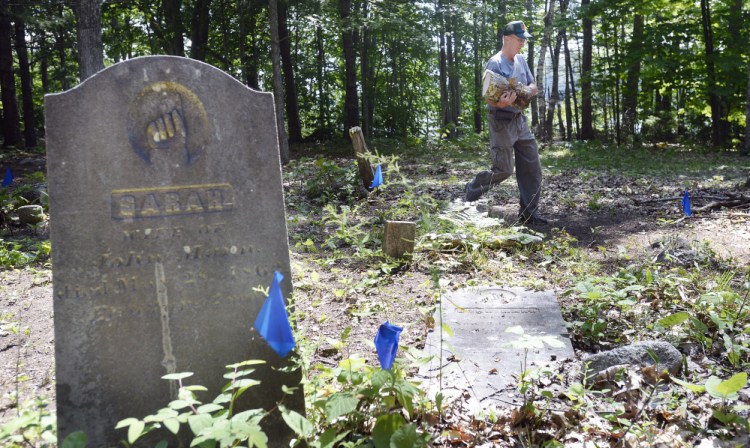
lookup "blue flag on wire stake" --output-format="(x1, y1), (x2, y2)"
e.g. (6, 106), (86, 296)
(370, 164), (383, 190)
(374, 321), (403, 370)
(682, 190), (692, 217)
(1, 167), (12, 188)
(254, 271), (296, 358)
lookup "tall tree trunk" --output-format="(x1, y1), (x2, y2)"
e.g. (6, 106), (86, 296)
(360, 1), (375, 138)
(622, 14), (643, 143)
(438, 0), (449, 136)
(745, 51), (749, 156)
(496, 0), (507, 52)
(472, 3), (484, 134)
(239, 0), (248, 83)
(70, 0), (104, 81)
(566, 32), (579, 139)
(0, 0), (21, 147)
(564, 55), (573, 140)
(612, 22), (621, 146)
(544, 30), (562, 141)
(242, 0), (260, 89)
(535, 0), (554, 140)
(452, 21), (462, 132)
(269, 0), (289, 164)
(41, 36), (49, 93)
(527, 0), (537, 125)
(559, 1), (575, 140)
(278, 1), (301, 143)
(217, 1), (231, 70)
(316, 26), (328, 133)
(340, 0), (359, 138)
(54, 2), (71, 91)
(13, 7), (36, 148)
(729, 0), (744, 147)
(163, 0), (184, 55)
(190, 0), (211, 61)
(446, 3), (460, 136)
(580, 0), (594, 140)
(700, 0), (725, 147)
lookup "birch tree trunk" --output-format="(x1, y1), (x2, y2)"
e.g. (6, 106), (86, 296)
(544, 30), (562, 141)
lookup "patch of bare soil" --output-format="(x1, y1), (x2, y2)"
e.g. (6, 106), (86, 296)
(0, 268), (55, 421)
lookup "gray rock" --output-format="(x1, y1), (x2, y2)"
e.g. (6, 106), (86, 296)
(488, 206), (503, 219)
(583, 341), (683, 380)
(16, 205), (44, 224)
(19, 183), (48, 206)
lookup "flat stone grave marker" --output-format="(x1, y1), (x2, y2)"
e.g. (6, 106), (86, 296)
(419, 287), (574, 409)
(46, 56), (303, 446)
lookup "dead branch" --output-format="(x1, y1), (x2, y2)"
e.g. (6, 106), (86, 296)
(694, 195), (750, 213)
(634, 195), (729, 205)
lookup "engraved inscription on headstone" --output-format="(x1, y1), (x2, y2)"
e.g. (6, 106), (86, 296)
(46, 56), (303, 447)
(419, 287), (574, 409)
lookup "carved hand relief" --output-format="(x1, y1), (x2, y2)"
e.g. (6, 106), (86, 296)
(126, 82), (209, 165)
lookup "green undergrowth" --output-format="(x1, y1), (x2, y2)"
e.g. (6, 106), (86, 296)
(544, 140), (750, 177)
(3, 139), (750, 445)
(0, 164), (50, 270)
(282, 139), (750, 444)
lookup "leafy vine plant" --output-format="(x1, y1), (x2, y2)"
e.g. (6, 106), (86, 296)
(56, 349), (433, 447)
(114, 360), (270, 448)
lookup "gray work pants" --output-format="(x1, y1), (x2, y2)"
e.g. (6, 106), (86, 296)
(469, 111), (542, 216)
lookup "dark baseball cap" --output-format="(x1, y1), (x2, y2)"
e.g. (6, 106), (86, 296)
(503, 21), (533, 40)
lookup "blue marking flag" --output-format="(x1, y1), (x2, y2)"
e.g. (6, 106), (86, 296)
(374, 321), (403, 370)
(682, 190), (692, 217)
(1, 167), (12, 188)
(254, 271), (295, 358)
(370, 164), (383, 190)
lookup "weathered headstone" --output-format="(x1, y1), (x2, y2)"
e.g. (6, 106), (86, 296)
(46, 56), (303, 446)
(419, 287), (574, 409)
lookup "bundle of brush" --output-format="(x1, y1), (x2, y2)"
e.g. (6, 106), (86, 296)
(481, 70), (533, 109)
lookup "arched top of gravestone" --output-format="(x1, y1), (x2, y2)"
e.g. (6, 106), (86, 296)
(48, 55), (269, 96)
(45, 56), (279, 169)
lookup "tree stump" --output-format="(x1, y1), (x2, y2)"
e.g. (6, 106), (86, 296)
(383, 221), (416, 260)
(349, 126), (374, 189)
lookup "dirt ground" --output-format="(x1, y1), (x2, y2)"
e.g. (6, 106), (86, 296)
(1, 153), (750, 428)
